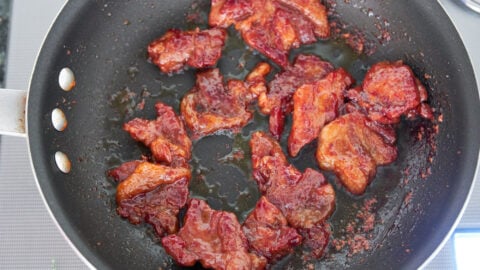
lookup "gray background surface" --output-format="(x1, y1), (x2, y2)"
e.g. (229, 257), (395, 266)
(0, 0), (478, 269)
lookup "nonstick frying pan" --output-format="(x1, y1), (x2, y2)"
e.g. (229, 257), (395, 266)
(0, 0), (479, 269)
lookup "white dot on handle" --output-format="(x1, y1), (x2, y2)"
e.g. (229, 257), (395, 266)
(51, 108), (67, 131)
(58, 67), (76, 91)
(55, 151), (71, 174)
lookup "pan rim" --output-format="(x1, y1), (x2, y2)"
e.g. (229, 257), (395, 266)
(24, 1), (96, 269)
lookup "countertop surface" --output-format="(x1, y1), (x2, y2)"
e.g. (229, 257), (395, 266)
(0, 0), (479, 269)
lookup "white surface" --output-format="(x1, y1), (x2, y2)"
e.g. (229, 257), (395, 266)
(0, 88), (26, 136)
(0, 0), (479, 269)
(454, 231), (480, 270)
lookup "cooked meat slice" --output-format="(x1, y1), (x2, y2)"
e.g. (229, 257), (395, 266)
(210, 0), (330, 67)
(250, 132), (336, 228)
(123, 102), (192, 167)
(267, 168), (335, 229)
(245, 62), (272, 99)
(316, 112), (398, 195)
(406, 79), (434, 120)
(234, 0), (294, 67)
(116, 162), (191, 202)
(107, 160), (144, 182)
(117, 177), (189, 236)
(298, 222), (331, 258)
(250, 131), (291, 192)
(209, 0), (254, 28)
(288, 69), (354, 156)
(268, 106), (286, 140)
(250, 131), (287, 169)
(162, 199), (267, 270)
(148, 28), (226, 73)
(181, 69), (251, 136)
(260, 55), (334, 115)
(276, 0), (329, 38)
(181, 68), (269, 137)
(257, 54), (334, 139)
(346, 61), (432, 124)
(242, 196), (302, 262)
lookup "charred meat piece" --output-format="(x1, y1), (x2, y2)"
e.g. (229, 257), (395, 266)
(276, 0), (330, 38)
(118, 177), (189, 236)
(116, 162), (191, 202)
(347, 61), (433, 124)
(245, 62), (272, 99)
(317, 112), (398, 195)
(108, 160), (144, 182)
(242, 196), (302, 262)
(148, 28), (226, 73)
(267, 168), (335, 229)
(113, 161), (190, 236)
(209, 0), (254, 28)
(123, 102), (192, 167)
(162, 199), (267, 270)
(298, 222), (331, 259)
(258, 54), (334, 139)
(210, 0), (329, 67)
(260, 55), (334, 115)
(250, 131), (335, 231)
(288, 68), (354, 156)
(250, 131), (290, 193)
(250, 132), (335, 257)
(181, 67), (269, 137)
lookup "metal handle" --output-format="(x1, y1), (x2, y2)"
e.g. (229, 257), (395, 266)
(0, 89), (27, 137)
(460, 0), (480, 13)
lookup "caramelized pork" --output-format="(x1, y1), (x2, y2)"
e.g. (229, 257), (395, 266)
(288, 68), (354, 156)
(276, 0), (330, 38)
(347, 61), (433, 124)
(250, 132), (335, 256)
(117, 177), (189, 236)
(250, 131), (290, 193)
(123, 102), (192, 167)
(148, 28), (226, 73)
(116, 162), (191, 202)
(260, 55), (334, 115)
(210, 0), (329, 67)
(317, 112), (398, 195)
(242, 196), (302, 262)
(162, 199), (267, 270)
(112, 161), (190, 236)
(181, 67), (269, 137)
(267, 168), (336, 229)
(108, 160), (144, 182)
(298, 223), (331, 258)
(209, 0), (254, 28)
(258, 54), (334, 139)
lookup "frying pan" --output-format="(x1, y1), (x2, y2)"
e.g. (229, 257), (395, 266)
(0, 0), (478, 269)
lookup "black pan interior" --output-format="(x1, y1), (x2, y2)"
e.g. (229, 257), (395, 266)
(28, 0), (479, 269)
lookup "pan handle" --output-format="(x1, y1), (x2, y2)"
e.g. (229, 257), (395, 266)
(0, 89), (27, 137)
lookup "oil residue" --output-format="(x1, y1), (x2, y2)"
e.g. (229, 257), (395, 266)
(188, 131), (262, 222)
